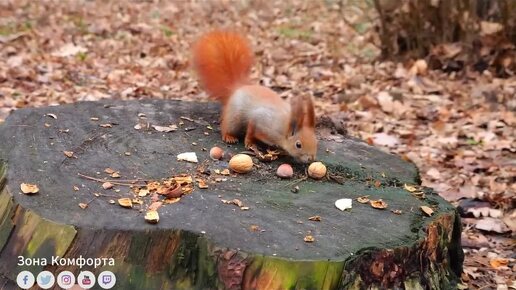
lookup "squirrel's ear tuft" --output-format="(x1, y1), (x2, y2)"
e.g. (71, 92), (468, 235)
(289, 96), (305, 135)
(304, 96), (315, 128)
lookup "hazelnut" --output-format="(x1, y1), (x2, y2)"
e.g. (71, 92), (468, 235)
(229, 154), (253, 173)
(209, 146), (224, 160)
(308, 162), (327, 179)
(276, 163), (293, 179)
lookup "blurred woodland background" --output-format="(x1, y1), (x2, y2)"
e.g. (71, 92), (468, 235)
(0, 0), (514, 288)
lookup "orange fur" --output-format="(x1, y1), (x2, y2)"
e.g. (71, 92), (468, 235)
(192, 30), (253, 104)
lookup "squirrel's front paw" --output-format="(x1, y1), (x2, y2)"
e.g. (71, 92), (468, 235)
(223, 134), (238, 144)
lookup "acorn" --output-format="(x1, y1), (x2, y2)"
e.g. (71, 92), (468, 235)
(209, 146), (224, 160)
(229, 154), (253, 173)
(276, 164), (293, 179)
(308, 162), (327, 179)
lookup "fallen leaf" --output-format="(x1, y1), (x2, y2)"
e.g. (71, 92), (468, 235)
(250, 225), (260, 232)
(73, 186), (79, 191)
(52, 43), (88, 57)
(99, 123), (112, 128)
(489, 258), (509, 269)
(475, 217), (511, 234)
(63, 151), (74, 158)
(20, 183), (39, 194)
(372, 133), (399, 147)
(104, 168), (115, 174)
(78, 203), (88, 209)
(304, 235), (315, 243)
(220, 169), (230, 176)
(111, 172), (121, 178)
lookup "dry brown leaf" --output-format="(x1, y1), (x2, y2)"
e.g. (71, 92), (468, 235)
(73, 185), (79, 191)
(20, 183), (39, 194)
(304, 235), (315, 243)
(78, 203), (88, 209)
(63, 151), (74, 158)
(111, 172), (121, 178)
(489, 258), (509, 269)
(104, 168), (115, 174)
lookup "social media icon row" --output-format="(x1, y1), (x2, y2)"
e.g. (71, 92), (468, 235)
(16, 270), (116, 289)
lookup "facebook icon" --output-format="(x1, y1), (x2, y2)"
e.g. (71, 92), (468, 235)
(16, 271), (35, 289)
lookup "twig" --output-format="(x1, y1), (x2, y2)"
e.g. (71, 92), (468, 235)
(77, 173), (146, 187)
(285, 176), (308, 187)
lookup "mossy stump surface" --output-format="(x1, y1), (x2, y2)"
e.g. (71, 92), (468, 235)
(0, 100), (462, 289)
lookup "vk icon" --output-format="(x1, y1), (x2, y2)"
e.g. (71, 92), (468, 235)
(36, 271), (55, 289)
(16, 271), (35, 289)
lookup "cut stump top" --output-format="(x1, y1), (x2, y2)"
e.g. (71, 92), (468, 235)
(0, 100), (451, 261)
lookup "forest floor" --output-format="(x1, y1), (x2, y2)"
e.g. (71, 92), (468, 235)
(0, 1), (514, 289)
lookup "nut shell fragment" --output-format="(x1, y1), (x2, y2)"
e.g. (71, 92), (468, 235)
(145, 210), (159, 224)
(118, 198), (133, 208)
(20, 183), (39, 195)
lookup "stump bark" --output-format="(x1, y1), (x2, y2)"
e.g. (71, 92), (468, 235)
(0, 100), (462, 289)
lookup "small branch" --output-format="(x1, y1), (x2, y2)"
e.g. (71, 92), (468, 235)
(285, 176), (308, 187)
(77, 173), (146, 187)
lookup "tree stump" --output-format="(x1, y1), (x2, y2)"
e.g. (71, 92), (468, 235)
(0, 100), (462, 289)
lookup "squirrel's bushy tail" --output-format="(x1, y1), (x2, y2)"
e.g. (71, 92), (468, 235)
(192, 30), (253, 104)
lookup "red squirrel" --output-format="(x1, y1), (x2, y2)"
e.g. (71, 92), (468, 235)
(192, 30), (317, 163)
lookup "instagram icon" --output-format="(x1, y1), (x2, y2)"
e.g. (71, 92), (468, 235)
(57, 271), (75, 289)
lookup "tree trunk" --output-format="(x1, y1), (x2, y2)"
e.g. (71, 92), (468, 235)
(0, 100), (463, 289)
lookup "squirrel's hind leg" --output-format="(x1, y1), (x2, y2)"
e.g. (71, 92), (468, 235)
(244, 121), (257, 149)
(221, 110), (239, 144)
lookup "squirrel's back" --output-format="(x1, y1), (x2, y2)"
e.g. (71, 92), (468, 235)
(192, 30), (253, 104)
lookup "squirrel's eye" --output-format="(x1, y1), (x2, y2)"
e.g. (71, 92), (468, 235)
(295, 141), (302, 149)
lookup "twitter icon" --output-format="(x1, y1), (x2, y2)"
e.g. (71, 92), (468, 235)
(37, 271), (55, 289)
